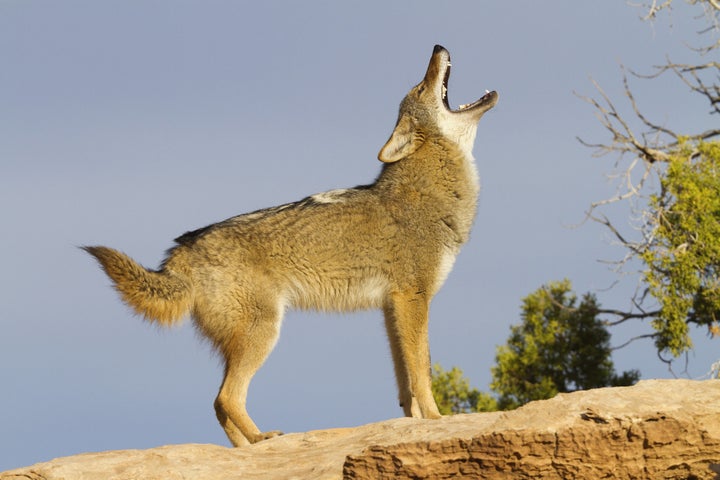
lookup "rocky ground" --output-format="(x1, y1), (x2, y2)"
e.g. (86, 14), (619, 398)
(2, 379), (719, 479)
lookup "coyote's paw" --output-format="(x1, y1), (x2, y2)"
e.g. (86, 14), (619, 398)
(250, 430), (284, 443)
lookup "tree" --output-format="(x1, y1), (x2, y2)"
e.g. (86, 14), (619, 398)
(642, 142), (720, 355)
(490, 280), (639, 410)
(432, 280), (639, 413)
(431, 365), (497, 414)
(578, 0), (720, 363)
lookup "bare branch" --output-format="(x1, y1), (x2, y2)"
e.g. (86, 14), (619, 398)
(634, 59), (720, 116)
(577, 75), (673, 164)
(622, 70), (677, 141)
(630, 0), (720, 21)
(576, 154), (655, 234)
(629, 0), (674, 20)
(610, 333), (657, 350)
(599, 308), (661, 326)
(657, 349), (694, 378)
(594, 214), (641, 253)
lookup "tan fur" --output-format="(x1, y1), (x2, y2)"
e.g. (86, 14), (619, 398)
(82, 245), (193, 325)
(83, 45), (498, 446)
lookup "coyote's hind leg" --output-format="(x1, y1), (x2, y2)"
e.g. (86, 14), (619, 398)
(212, 298), (284, 446)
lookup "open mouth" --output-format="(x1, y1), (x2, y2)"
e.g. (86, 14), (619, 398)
(440, 60), (497, 114)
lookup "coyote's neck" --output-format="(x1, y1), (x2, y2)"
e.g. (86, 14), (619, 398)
(438, 119), (481, 197)
(440, 119), (479, 166)
(375, 137), (479, 245)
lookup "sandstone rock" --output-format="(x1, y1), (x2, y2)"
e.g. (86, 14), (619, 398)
(2, 379), (719, 480)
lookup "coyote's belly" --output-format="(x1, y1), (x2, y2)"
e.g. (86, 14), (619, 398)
(284, 270), (390, 311)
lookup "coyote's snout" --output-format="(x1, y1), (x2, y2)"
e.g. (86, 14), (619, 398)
(84, 45), (497, 446)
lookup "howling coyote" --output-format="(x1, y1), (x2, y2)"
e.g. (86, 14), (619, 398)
(84, 45), (498, 446)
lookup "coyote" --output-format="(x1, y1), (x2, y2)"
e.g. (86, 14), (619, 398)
(84, 45), (497, 446)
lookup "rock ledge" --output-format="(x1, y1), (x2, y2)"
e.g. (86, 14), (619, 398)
(2, 379), (719, 479)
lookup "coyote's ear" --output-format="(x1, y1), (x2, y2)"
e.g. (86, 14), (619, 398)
(378, 114), (424, 163)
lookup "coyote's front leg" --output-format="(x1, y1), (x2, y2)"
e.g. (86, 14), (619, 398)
(384, 291), (442, 419)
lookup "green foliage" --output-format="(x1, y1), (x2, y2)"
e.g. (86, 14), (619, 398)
(642, 141), (720, 356)
(431, 364), (497, 414)
(490, 280), (639, 410)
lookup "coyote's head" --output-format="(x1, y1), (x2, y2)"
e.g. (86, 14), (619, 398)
(379, 45), (498, 163)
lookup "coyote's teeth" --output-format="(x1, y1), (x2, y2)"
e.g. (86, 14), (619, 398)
(458, 103), (469, 110)
(442, 85), (447, 99)
(485, 89), (490, 94)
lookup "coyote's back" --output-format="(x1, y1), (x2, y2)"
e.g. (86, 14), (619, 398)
(84, 45), (497, 447)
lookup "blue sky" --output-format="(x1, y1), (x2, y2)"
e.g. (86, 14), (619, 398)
(1, 1), (717, 471)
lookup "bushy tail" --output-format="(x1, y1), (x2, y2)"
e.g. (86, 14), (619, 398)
(82, 246), (192, 326)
